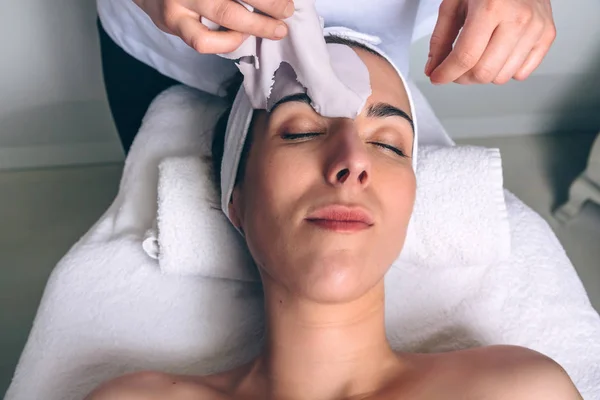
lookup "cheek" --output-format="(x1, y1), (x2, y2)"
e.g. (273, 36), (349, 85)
(378, 168), (416, 242)
(247, 151), (312, 217)
(241, 150), (317, 262)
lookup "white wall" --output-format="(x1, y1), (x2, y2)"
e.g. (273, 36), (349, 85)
(0, 0), (123, 169)
(0, 0), (599, 169)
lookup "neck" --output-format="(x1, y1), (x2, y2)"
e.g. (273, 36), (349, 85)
(244, 279), (404, 400)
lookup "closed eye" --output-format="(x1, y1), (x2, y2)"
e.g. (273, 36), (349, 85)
(281, 132), (323, 140)
(281, 133), (407, 158)
(370, 142), (408, 158)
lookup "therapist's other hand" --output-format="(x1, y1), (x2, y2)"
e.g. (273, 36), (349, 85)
(133, 0), (294, 54)
(425, 0), (556, 85)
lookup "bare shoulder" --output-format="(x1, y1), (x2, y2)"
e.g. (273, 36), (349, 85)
(469, 345), (583, 400)
(84, 371), (173, 400)
(84, 370), (221, 400)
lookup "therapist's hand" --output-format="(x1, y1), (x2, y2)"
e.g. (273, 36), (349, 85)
(133, 0), (294, 54)
(425, 0), (556, 85)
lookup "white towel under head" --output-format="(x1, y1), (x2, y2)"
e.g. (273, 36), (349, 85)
(146, 145), (511, 280)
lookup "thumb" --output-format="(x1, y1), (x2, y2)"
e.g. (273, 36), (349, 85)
(426, 0), (465, 77)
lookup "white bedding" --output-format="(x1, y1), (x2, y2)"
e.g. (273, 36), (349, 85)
(5, 85), (600, 400)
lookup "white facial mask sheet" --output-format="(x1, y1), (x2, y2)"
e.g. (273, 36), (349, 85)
(203, 0), (371, 118)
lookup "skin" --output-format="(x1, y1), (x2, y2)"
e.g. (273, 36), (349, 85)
(426, 0), (557, 85)
(132, 0), (294, 53)
(133, 0), (556, 85)
(85, 47), (582, 400)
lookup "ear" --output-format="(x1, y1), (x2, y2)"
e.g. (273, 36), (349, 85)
(228, 187), (244, 231)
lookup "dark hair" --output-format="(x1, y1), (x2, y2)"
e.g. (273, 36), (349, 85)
(210, 35), (384, 198)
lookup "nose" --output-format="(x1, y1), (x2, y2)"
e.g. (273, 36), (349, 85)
(325, 119), (371, 189)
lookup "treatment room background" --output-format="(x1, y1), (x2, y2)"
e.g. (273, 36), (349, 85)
(1, 0), (599, 396)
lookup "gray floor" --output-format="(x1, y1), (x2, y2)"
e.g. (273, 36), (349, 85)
(1, 132), (599, 396)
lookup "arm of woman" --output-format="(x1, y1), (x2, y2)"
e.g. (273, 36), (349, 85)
(84, 371), (170, 400)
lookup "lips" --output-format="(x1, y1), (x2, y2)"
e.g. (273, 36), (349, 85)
(306, 205), (374, 232)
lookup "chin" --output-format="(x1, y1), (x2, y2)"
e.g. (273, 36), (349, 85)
(297, 250), (384, 304)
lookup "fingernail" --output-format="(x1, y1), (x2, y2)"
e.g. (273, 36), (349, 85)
(283, 1), (295, 18)
(425, 56), (432, 76)
(274, 24), (287, 38)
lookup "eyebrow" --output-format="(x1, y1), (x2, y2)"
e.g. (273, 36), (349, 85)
(366, 103), (414, 133)
(269, 93), (414, 134)
(269, 93), (312, 113)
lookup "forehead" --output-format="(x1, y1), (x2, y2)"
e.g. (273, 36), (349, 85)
(353, 48), (412, 119)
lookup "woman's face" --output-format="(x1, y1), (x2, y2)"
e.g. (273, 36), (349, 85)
(230, 48), (416, 303)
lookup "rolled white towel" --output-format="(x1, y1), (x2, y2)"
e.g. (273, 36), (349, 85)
(399, 145), (511, 268)
(144, 144), (510, 279)
(151, 156), (258, 281)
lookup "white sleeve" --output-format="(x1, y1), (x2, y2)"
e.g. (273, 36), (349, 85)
(97, 0), (440, 93)
(97, 0), (238, 96)
(412, 0), (442, 43)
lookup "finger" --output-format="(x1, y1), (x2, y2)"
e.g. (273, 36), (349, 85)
(514, 26), (556, 81)
(461, 21), (524, 84)
(513, 45), (546, 81)
(493, 22), (545, 84)
(429, 6), (498, 84)
(245, 0), (295, 19)
(426, 0), (464, 77)
(453, 74), (475, 85)
(191, 0), (289, 40)
(176, 16), (248, 54)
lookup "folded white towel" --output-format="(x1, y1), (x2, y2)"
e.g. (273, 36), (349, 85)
(156, 156), (258, 281)
(146, 145), (511, 279)
(400, 145), (511, 268)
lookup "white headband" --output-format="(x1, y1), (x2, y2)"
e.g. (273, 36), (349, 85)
(220, 28), (419, 225)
